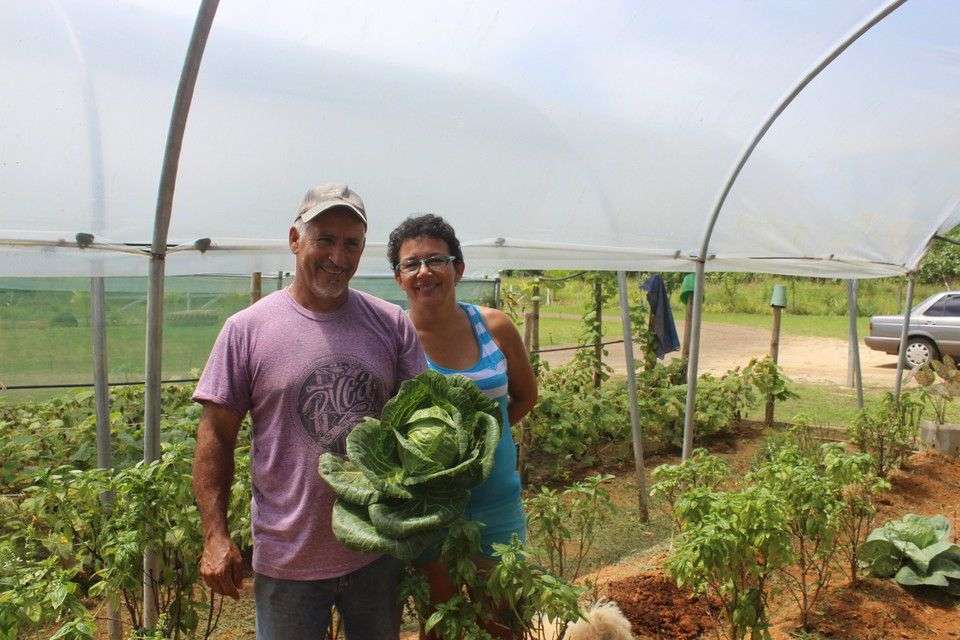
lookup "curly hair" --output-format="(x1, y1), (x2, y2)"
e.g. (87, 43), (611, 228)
(387, 214), (463, 270)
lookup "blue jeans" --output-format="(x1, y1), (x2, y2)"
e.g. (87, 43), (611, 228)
(254, 555), (404, 640)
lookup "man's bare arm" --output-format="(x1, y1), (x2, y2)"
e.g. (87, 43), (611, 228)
(193, 402), (245, 599)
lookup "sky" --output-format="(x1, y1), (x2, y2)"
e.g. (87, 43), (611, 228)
(1, 0), (958, 277)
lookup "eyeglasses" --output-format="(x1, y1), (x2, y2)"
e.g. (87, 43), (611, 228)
(395, 255), (457, 275)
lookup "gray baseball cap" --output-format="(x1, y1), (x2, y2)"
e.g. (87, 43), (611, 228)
(296, 183), (367, 228)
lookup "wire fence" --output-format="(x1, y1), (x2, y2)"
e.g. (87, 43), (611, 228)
(0, 274), (498, 393)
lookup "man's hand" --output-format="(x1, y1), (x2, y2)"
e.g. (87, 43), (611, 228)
(193, 402), (244, 599)
(200, 533), (245, 599)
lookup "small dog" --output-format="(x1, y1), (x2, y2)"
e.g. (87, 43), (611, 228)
(541, 601), (635, 640)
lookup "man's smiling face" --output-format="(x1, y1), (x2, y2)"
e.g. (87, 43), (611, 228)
(289, 207), (366, 307)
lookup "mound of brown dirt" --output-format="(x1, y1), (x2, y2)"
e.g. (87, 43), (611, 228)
(879, 450), (960, 525)
(604, 572), (721, 640)
(776, 577), (958, 640)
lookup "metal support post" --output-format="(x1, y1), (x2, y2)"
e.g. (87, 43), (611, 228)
(618, 272), (649, 521)
(90, 276), (123, 640)
(847, 280), (864, 408)
(681, 260), (706, 460)
(893, 274), (916, 402)
(142, 0), (220, 628)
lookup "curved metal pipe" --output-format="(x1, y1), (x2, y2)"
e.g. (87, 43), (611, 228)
(681, 0), (909, 459)
(143, 0), (220, 629)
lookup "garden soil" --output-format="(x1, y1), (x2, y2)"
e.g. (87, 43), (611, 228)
(590, 449), (960, 640)
(603, 572), (722, 639)
(543, 320), (898, 387)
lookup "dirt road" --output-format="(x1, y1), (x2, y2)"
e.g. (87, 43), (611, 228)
(541, 320), (900, 387)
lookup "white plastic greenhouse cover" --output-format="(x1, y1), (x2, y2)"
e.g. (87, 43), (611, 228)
(2, 0), (959, 278)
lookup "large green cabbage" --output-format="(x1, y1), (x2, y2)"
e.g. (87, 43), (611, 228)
(319, 370), (501, 560)
(860, 514), (960, 594)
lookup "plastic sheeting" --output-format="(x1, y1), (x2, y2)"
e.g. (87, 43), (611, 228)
(2, 0), (959, 278)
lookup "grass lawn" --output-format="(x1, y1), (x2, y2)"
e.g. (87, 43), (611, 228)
(747, 379), (960, 427)
(701, 311), (870, 341)
(1, 324), (218, 384)
(529, 310), (867, 349)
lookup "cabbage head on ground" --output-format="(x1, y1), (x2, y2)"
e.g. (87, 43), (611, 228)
(860, 513), (960, 594)
(319, 370), (501, 560)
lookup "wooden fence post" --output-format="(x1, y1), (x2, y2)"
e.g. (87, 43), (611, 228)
(518, 311), (535, 481)
(250, 272), (262, 304)
(766, 285), (787, 427)
(593, 277), (603, 388)
(531, 275), (541, 373)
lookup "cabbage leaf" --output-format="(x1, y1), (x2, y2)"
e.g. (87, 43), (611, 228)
(319, 371), (501, 560)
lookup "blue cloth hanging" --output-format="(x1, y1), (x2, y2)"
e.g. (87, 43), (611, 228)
(640, 274), (681, 358)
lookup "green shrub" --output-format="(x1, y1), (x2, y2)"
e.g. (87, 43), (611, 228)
(0, 384), (251, 639)
(523, 359), (630, 480)
(667, 485), (793, 640)
(749, 445), (844, 630)
(6, 442), (227, 638)
(822, 445), (889, 585)
(525, 474), (617, 582)
(406, 521), (584, 640)
(745, 356), (798, 406)
(848, 392), (922, 477)
(166, 309), (221, 326)
(650, 448), (729, 532)
(49, 311), (79, 327)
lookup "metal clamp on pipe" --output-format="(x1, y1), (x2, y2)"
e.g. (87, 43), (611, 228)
(75, 232), (95, 248)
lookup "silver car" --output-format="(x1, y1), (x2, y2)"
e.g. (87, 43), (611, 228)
(865, 292), (960, 368)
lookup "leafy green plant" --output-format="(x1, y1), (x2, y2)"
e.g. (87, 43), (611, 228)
(646, 373), (745, 448)
(525, 474), (617, 582)
(486, 539), (584, 640)
(848, 392), (922, 477)
(859, 514), (960, 595)
(909, 356), (960, 425)
(745, 356), (798, 405)
(405, 522), (584, 640)
(523, 357), (630, 481)
(667, 486), (793, 640)
(719, 366), (761, 422)
(319, 371), (501, 560)
(918, 225), (960, 287)
(1, 443), (224, 639)
(0, 384), (250, 640)
(0, 540), (94, 640)
(749, 445), (843, 630)
(649, 449), (729, 533)
(821, 445), (889, 585)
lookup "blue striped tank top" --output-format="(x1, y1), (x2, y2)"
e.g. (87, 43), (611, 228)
(425, 303), (526, 552)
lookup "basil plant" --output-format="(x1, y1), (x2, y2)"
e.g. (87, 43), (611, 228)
(319, 371), (501, 560)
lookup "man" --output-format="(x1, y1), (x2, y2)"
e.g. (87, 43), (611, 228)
(192, 184), (426, 639)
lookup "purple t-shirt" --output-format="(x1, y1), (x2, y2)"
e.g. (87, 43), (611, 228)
(193, 288), (426, 580)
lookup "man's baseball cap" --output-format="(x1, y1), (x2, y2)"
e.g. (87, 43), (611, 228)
(296, 184), (367, 228)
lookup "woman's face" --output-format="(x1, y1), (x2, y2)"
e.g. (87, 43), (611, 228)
(394, 235), (464, 308)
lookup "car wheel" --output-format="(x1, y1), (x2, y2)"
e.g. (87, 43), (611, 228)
(904, 337), (938, 368)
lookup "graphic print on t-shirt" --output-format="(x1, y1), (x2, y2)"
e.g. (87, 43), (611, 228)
(296, 354), (386, 454)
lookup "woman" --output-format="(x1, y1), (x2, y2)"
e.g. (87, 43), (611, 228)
(388, 214), (537, 639)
